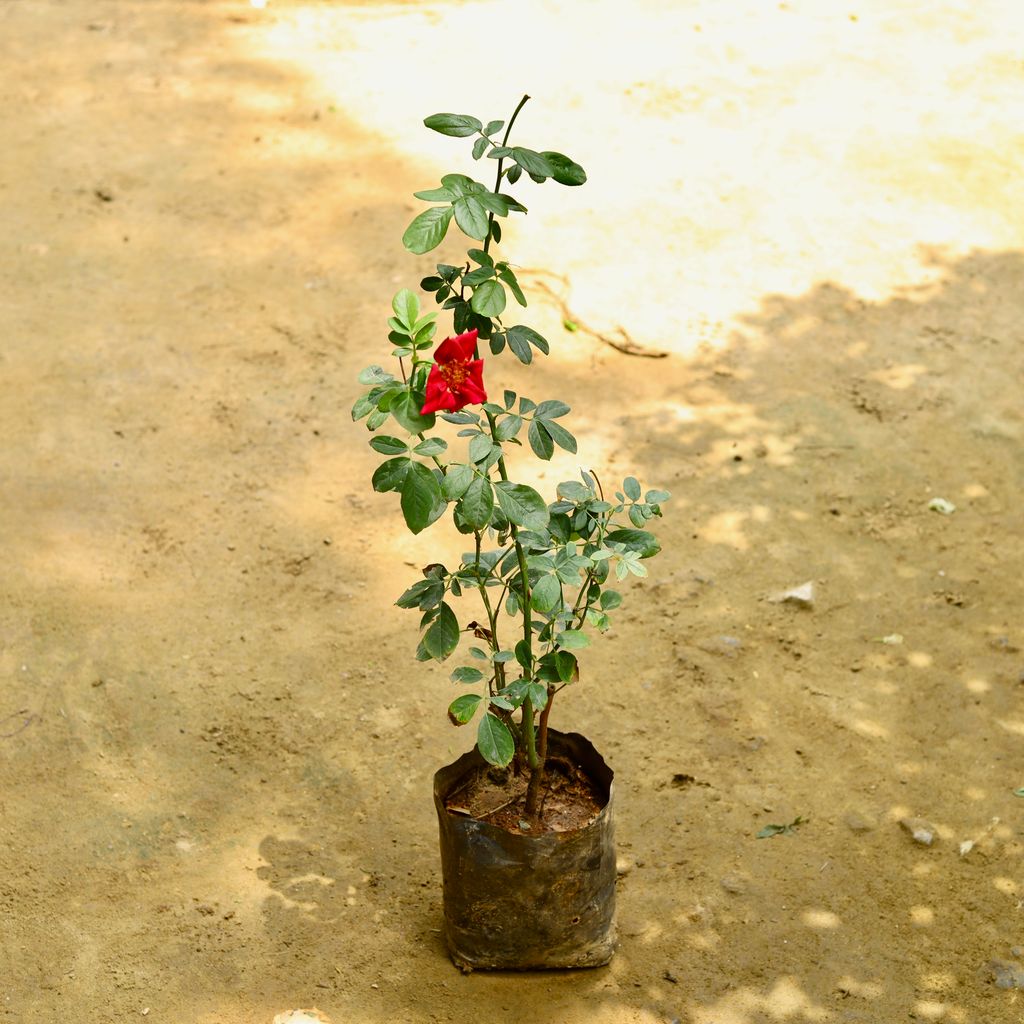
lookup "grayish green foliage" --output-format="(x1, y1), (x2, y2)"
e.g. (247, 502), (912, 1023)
(353, 99), (671, 768)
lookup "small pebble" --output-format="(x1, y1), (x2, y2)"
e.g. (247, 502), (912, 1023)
(900, 817), (936, 846)
(768, 581), (815, 607)
(988, 959), (1024, 989)
(720, 874), (746, 894)
(844, 811), (876, 834)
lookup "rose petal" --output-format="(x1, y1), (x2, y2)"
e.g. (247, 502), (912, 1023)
(434, 328), (478, 364)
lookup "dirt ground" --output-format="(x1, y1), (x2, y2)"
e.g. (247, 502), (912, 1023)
(3, 2), (1023, 1022)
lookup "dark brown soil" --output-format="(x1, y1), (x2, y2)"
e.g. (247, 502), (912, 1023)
(444, 755), (606, 835)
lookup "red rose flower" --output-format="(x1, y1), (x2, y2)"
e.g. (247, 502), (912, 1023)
(420, 329), (487, 415)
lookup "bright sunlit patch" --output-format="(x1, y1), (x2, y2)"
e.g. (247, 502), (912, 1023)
(910, 905), (935, 926)
(273, 1012), (330, 1024)
(801, 909), (840, 929)
(965, 677), (991, 694)
(851, 718), (890, 741)
(867, 363), (929, 390)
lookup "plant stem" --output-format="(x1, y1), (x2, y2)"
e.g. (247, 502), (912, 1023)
(524, 684), (555, 818)
(483, 94), (530, 257)
(484, 410), (539, 771)
(473, 529), (505, 692)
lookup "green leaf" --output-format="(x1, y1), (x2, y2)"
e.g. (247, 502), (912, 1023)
(366, 408), (389, 431)
(555, 650), (579, 683)
(477, 192), (510, 216)
(494, 415), (522, 441)
(389, 391), (436, 434)
(369, 435), (409, 456)
(528, 419), (554, 460)
(507, 328), (533, 364)
(424, 113), (482, 137)
(468, 432), (493, 464)
(756, 816), (807, 839)
(441, 463), (474, 500)
(421, 275), (445, 292)
(511, 147), (555, 177)
(506, 163), (523, 184)
(453, 196), (489, 240)
(451, 666), (484, 684)
(494, 481), (550, 530)
(413, 437), (448, 457)
(413, 186), (456, 202)
(372, 457), (411, 493)
(514, 638), (532, 669)
(540, 151), (587, 186)
(540, 419), (576, 453)
(623, 477), (642, 501)
(557, 480), (592, 502)
(401, 461), (444, 534)
(536, 400), (570, 420)
(606, 528), (661, 558)
(498, 267), (527, 306)
(477, 714), (515, 767)
(472, 137), (488, 160)
(526, 681), (549, 710)
(531, 574), (561, 613)
(646, 489), (671, 504)
(391, 288), (419, 327)
(555, 629), (591, 650)
(441, 411), (479, 425)
(459, 476), (494, 530)
(403, 206), (454, 254)
(506, 325), (549, 363)
(423, 602), (460, 661)
(471, 279), (506, 317)
(447, 693), (483, 725)
(358, 365), (395, 386)
(484, 119), (504, 136)
(463, 266), (495, 287)
(599, 589), (623, 611)
(395, 578), (443, 610)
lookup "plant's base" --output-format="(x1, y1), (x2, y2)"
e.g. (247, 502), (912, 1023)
(434, 731), (617, 971)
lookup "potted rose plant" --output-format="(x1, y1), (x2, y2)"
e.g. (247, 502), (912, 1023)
(352, 96), (669, 970)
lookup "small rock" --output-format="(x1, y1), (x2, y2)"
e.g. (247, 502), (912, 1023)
(720, 874), (747, 894)
(900, 817), (936, 846)
(988, 960), (1024, 989)
(927, 497), (956, 515)
(1011, 946), (1024, 958)
(844, 811), (877, 833)
(768, 581), (815, 607)
(616, 857), (635, 877)
(959, 840), (975, 857)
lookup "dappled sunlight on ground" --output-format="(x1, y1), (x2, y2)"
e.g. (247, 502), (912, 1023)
(3, 2), (1024, 1023)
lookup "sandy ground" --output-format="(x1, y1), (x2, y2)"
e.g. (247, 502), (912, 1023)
(2, 2), (1024, 1022)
